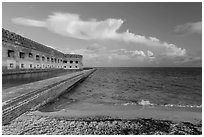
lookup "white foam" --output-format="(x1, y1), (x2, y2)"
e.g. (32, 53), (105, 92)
(138, 99), (154, 106)
(120, 99), (202, 108)
(162, 104), (202, 108)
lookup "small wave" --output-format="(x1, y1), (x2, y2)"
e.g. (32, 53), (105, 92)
(122, 102), (137, 106)
(138, 100), (154, 106)
(161, 104), (202, 108)
(120, 99), (202, 108)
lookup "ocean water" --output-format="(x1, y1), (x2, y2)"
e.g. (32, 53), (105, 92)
(38, 67), (202, 112)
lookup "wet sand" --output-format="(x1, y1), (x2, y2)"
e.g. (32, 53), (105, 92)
(35, 102), (202, 124)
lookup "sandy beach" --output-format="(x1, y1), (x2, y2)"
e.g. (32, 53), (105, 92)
(2, 102), (202, 135)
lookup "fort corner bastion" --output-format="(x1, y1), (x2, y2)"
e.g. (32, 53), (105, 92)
(2, 28), (96, 125)
(2, 28), (83, 75)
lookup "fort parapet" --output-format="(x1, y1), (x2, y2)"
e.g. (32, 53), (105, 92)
(2, 69), (96, 125)
(2, 28), (83, 74)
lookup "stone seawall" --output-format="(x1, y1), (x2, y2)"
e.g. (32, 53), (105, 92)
(2, 68), (82, 75)
(2, 69), (96, 125)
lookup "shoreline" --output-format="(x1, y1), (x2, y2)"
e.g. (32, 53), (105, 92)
(3, 103), (202, 135)
(36, 102), (202, 124)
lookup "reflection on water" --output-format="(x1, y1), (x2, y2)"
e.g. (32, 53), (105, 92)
(2, 70), (78, 90)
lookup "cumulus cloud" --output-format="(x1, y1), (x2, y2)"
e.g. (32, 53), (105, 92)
(174, 21), (202, 34)
(163, 43), (186, 57)
(147, 50), (154, 57)
(108, 49), (154, 62)
(69, 44), (155, 62)
(149, 37), (160, 42)
(12, 12), (186, 57)
(68, 43), (199, 67)
(115, 49), (146, 57)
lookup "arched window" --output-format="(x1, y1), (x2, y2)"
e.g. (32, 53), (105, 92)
(36, 55), (40, 61)
(29, 53), (33, 58)
(42, 56), (45, 61)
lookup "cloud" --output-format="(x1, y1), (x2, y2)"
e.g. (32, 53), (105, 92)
(174, 21), (202, 34)
(115, 49), (146, 57)
(147, 50), (154, 57)
(12, 12), (124, 40)
(70, 47), (149, 66)
(68, 43), (198, 67)
(12, 12), (186, 57)
(86, 43), (107, 53)
(108, 49), (154, 63)
(69, 44), (106, 59)
(108, 53), (130, 60)
(12, 18), (46, 27)
(163, 43), (186, 57)
(149, 37), (160, 42)
(176, 56), (202, 63)
(69, 44), (155, 62)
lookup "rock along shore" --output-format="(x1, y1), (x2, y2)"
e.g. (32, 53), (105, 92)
(2, 112), (202, 135)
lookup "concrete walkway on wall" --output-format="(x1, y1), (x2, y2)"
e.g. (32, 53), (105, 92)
(2, 69), (96, 125)
(2, 69), (93, 102)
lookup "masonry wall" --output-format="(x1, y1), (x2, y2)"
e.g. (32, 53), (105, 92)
(2, 28), (83, 73)
(2, 69), (96, 125)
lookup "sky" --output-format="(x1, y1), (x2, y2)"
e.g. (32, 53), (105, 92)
(2, 2), (202, 67)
